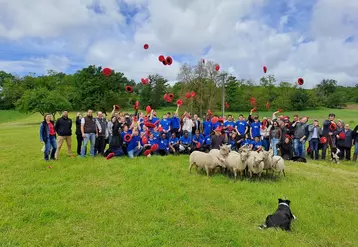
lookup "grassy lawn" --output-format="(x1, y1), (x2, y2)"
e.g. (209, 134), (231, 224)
(0, 110), (29, 123)
(0, 109), (358, 246)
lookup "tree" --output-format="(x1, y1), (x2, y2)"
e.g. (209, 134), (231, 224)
(73, 65), (133, 113)
(16, 88), (72, 119)
(290, 88), (309, 111)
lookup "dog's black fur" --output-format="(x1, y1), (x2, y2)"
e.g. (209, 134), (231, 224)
(259, 199), (296, 231)
(289, 156), (307, 163)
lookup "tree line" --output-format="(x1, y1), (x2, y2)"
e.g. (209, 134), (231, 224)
(0, 60), (357, 118)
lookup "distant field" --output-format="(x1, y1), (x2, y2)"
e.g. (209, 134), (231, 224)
(0, 110), (28, 123)
(0, 109), (357, 246)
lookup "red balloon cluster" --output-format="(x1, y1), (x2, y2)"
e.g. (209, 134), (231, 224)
(158, 55), (173, 66)
(141, 78), (149, 85)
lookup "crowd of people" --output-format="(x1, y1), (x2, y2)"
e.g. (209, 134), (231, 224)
(39, 105), (358, 162)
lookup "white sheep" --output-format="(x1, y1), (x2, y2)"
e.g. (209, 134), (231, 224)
(225, 147), (250, 181)
(271, 156), (286, 176)
(262, 149), (274, 175)
(190, 145), (230, 176)
(246, 151), (265, 178)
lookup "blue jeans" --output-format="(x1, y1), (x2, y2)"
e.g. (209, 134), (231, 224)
(293, 139), (306, 157)
(262, 138), (270, 151)
(271, 138), (279, 156)
(128, 146), (143, 158)
(81, 133), (96, 157)
(354, 142), (358, 155)
(44, 135), (57, 160)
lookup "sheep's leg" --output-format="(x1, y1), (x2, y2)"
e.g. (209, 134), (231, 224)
(189, 162), (194, 174)
(283, 169), (286, 177)
(278, 171), (281, 177)
(249, 170), (253, 178)
(265, 170), (268, 176)
(233, 170), (237, 182)
(258, 172), (262, 178)
(240, 170), (244, 179)
(205, 166), (210, 177)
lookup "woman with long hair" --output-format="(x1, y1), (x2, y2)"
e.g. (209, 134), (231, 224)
(39, 113), (57, 161)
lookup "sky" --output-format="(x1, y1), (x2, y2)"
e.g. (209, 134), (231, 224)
(0, 0), (357, 88)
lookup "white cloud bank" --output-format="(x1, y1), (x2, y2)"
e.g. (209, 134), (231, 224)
(0, 0), (357, 88)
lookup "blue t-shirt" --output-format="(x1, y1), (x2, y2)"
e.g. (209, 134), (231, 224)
(169, 137), (179, 145)
(180, 136), (191, 145)
(127, 135), (141, 151)
(212, 121), (222, 130)
(204, 135), (211, 145)
(253, 140), (262, 150)
(243, 139), (254, 147)
(224, 121), (236, 133)
(170, 117), (180, 129)
(160, 119), (171, 131)
(159, 138), (169, 150)
(203, 120), (213, 136)
(236, 120), (247, 135)
(192, 134), (204, 145)
(148, 137), (158, 145)
(121, 130), (132, 140)
(152, 131), (160, 138)
(151, 117), (159, 125)
(250, 122), (261, 138)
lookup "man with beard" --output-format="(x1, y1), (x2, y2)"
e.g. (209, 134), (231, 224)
(54, 111), (73, 159)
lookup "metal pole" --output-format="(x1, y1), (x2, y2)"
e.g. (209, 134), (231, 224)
(221, 74), (225, 117)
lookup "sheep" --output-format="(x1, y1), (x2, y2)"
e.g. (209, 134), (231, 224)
(271, 156), (286, 177)
(225, 147), (251, 181)
(246, 151), (265, 178)
(262, 149), (274, 175)
(190, 145), (231, 176)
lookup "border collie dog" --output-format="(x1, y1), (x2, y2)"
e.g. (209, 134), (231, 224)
(259, 199), (296, 231)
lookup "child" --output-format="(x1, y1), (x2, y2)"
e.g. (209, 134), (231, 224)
(127, 129), (143, 158)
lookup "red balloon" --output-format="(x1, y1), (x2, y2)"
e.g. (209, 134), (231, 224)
(168, 93), (174, 99)
(158, 55), (165, 62)
(215, 64), (220, 71)
(102, 67), (112, 77)
(263, 66), (267, 73)
(144, 44), (149, 49)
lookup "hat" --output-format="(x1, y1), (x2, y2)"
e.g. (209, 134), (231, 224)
(151, 144), (159, 152)
(124, 134), (132, 142)
(211, 117), (218, 124)
(176, 99), (183, 106)
(191, 91), (196, 97)
(125, 85), (133, 93)
(263, 65), (267, 73)
(143, 149), (152, 156)
(158, 55), (165, 62)
(185, 92), (191, 99)
(141, 136), (148, 145)
(215, 64), (220, 71)
(166, 56), (173, 65)
(145, 106), (151, 114)
(102, 67), (112, 77)
(320, 137), (327, 144)
(106, 152), (115, 160)
(143, 44), (149, 49)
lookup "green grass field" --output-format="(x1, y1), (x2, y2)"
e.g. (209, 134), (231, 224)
(1, 109), (358, 246)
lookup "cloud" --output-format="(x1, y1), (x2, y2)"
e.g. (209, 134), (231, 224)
(0, 0), (357, 88)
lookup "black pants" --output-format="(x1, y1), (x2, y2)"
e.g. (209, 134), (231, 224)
(95, 136), (106, 155)
(338, 146), (351, 160)
(76, 134), (84, 155)
(158, 149), (169, 156)
(169, 144), (179, 154)
(171, 128), (180, 137)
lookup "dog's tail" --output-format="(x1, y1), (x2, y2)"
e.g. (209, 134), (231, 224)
(258, 224), (267, 230)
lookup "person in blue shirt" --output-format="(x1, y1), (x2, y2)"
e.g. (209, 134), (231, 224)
(212, 117), (222, 130)
(228, 130), (240, 151)
(203, 115), (213, 136)
(203, 135), (212, 152)
(121, 125), (132, 155)
(159, 113), (171, 138)
(149, 110), (160, 127)
(143, 132), (157, 154)
(170, 106), (181, 137)
(179, 130), (191, 154)
(158, 133), (169, 156)
(224, 115), (236, 137)
(236, 114), (248, 137)
(127, 129), (143, 158)
(250, 116), (261, 139)
(192, 129), (205, 151)
(252, 136), (263, 151)
(243, 138), (254, 150)
(152, 126), (160, 138)
(169, 132), (179, 154)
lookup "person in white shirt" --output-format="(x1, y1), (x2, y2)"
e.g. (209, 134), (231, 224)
(182, 112), (193, 138)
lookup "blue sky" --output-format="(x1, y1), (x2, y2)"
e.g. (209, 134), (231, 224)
(0, 0), (357, 87)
